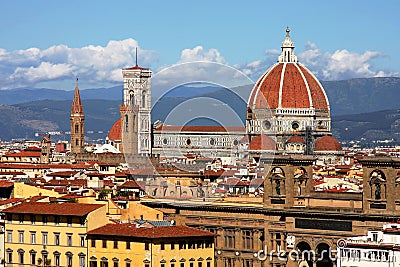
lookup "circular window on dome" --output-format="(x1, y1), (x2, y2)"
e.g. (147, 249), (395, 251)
(233, 139), (239, 146)
(209, 138), (215, 146)
(263, 120), (271, 130)
(292, 122), (300, 130)
(186, 138), (191, 146)
(162, 138), (168, 145)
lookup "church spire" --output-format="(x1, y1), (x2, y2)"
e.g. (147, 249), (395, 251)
(278, 27), (298, 63)
(70, 77), (85, 154)
(71, 77), (83, 115)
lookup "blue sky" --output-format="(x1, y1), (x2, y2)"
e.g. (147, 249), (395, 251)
(0, 0), (399, 90)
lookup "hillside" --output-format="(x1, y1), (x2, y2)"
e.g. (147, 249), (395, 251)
(323, 77), (400, 115)
(0, 77), (399, 117)
(332, 109), (400, 142)
(0, 100), (120, 141)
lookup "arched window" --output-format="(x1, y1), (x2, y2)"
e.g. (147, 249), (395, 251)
(89, 256), (97, 267)
(100, 257), (108, 267)
(6, 248), (13, 264)
(66, 252), (73, 267)
(54, 251), (61, 267)
(125, 115), (129, 132)
(17, 249), (24, 265)
(369, 170), (386, 200)
(142, 92), (146, 108)
(129, 91), (135, 106)
(29, 250), (37, 265)
(79, 253), (86, 267)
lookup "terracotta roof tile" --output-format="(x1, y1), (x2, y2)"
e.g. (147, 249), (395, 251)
(287, 135), (305, 144)
(0, 198), (25, 206)
(3, 202), (104, 216)
(249, 135), (277, 151)
(45, 179), (87, 187)
(0, 180), (14, 188)
(0, 163), (91, 170)
(87, 224), (215, 239)
(4, 151), (41, 157)
(119, 180), (141, 189)
(315, 135), (342, 151)
(154, 125), (245, 133)
(47, 171), (77, 177)
(108, 118), (122, 141)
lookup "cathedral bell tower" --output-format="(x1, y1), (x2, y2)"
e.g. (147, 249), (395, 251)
(70, 78), (85, 154)
(121, 54), (152, 156)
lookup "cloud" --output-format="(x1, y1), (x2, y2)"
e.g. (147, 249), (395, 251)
(235, 42), (399, 81)
(178, 46), (226, 64)
(0, 40), (398, 90)
(150, 46), (253, 99)
(297, 42), (398, 80)
(0, 39), (158, 89)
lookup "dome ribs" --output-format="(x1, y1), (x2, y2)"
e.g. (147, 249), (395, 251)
(298, 64), (328, 110)
(256, 63), (283, 109)
(281, 64), (309, 108)
(248, 71), (268, 108)
(248, 63), (329, 112)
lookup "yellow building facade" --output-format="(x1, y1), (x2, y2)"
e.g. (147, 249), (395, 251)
(3, 202), (108, 267)
(87, 224), (215, 267)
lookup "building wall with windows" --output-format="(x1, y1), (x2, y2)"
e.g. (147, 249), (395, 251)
(87, 224), (215, 267)
(3, 202), (108, 267)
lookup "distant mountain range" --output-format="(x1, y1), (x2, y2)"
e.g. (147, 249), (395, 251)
(323, 77), (400, 115)
(1, 77), (400, 114)
(0, 100), (120, 141)
(332, 109), (400, 142)
(0, 77), (399, 141)
(0, 86), (122, 105)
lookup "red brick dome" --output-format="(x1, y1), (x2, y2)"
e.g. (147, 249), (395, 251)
(248, 28), (329, 111)
(249, 135), (278, 151)
(108, 118), (121, 141)
(248, 62), (329, 110)
(314, 135), (342, 151)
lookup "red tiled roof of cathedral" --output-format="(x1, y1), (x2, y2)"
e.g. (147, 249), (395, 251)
(154, 125), (245, 133)
(287, 135), (305, 144)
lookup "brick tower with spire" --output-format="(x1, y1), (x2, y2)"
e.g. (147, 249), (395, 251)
(70, 78), (85, 154)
